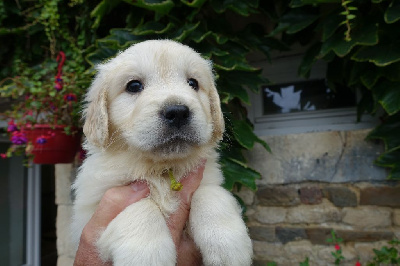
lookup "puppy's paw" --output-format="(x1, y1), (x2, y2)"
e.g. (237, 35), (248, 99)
(196, 228), (253, 266)
(190, 186), (253, 266)
(97, 198), (176, 266)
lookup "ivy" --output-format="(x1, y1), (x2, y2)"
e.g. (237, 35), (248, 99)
(279, 0), (400, 179)
(1, 0), (399, 186)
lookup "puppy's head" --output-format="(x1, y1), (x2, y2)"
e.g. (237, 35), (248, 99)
(83, 40), (224, 161)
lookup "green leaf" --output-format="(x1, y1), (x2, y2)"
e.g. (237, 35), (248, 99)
(360, 62), (400, 89)
(367, 112), (400, 150)
(171, 22), (200, 42)
(352, 40), (400, 67)
(214, 56), (258, 71)
(320, 21), (378, 57)
(371, 80), (400, 115)
(374, 146), (400, 179)
(124, 0), (174, 15)
(86, 45), (118, 66)
(210, 0), (258, 16)
(104, 28), (144, 46)
(270, 8), (319, 36)
(220, 157), (261, 190)
(180, 0), (207, 8)
(91, 0), (122, 29)
(232, 119), (271, 152)
(133, 21), (174, 35)
(298, 42), (322, 78)
(321, 9), (344, 41)
(226, 70), (269, 93)
(290, 0), (340, 7)
(218, 78), (250, 104)
(385, 0), (400, 23)
(190, 29), (212, 43)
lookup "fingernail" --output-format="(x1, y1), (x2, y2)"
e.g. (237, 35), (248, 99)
(130, 181), (148, 192)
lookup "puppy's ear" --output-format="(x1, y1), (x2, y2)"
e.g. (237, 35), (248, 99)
(83, 74), (109, 148)
(209, 82), (225, 142)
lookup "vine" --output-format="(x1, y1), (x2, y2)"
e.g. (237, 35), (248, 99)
(340, 0), (358, 42)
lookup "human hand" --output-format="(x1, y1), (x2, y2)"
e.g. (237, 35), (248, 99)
(74, 160), (206, 266)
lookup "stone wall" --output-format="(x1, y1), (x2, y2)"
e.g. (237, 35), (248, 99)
(238, 129), (400, 265)
(55, 164), (76, 266)
(54, 129), (400, 265)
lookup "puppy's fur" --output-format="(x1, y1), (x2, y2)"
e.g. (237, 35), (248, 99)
(72, 40), (253, 266)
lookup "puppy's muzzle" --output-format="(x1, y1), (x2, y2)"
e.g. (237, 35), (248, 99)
(161, 104), (190, 129)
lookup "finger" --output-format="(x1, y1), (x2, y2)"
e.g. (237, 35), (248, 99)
(167, 159), (206, 246)
(87, 181), (150, 239)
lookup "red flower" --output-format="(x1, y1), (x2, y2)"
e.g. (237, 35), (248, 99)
(355, 261), (361, 266)
(0, 153), (7, 159)
(335, 244), (341, 251)
(63, 93), (77, 102)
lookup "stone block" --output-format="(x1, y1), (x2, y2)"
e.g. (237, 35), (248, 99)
(306, 227), (333, 245)
(254, 206), (287, 224)
(283, 240), (313, 262)
(287, 202), (341, 224)
(317, 244), (357, 264)
(249, 226), (275, 242)
(257, 186), (300, 206)
(323, 186), (358, 207)
(57, 205), (76, 258)
(246, 130), (386, 185)
(360, 186), (400, 207)
(252, 241), (284, 260)
(342, 207), (392, 229)
(336, 229), (394, 242)
(394, 209), (400, 226)
(299, 187), (322, 205)
(276, 227), (307, 244)
(233, 186), (255, 206)
(57, 255), (74, 266)
(354, 241), (389, 262)
(55, 164), (75, 205)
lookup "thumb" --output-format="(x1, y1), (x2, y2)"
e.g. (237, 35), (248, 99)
(90, 181), (150, 231)
(167, 159), (206, 246)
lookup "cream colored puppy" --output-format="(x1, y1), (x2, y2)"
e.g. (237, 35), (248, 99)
(72, 40), (252, 266)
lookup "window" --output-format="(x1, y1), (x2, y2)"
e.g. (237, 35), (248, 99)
(248, 54), (378, 136)
(0, 123), (57, 266)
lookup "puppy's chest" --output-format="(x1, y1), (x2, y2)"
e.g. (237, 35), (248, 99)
(147, 175), (181, 217)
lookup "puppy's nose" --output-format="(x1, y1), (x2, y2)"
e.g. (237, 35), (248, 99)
(161, 105), (190, 129)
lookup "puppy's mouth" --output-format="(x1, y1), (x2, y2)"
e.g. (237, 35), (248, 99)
(152, 134), (199, 154)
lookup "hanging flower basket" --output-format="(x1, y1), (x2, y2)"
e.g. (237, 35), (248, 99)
(20, 124), (81, 164)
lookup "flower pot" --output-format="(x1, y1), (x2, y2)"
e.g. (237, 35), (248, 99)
(21, 125), (81, 164)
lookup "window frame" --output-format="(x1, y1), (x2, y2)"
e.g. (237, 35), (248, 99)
(248, 54), (379, 136)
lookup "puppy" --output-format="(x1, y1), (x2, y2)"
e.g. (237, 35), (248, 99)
(72, 40), (253, 266)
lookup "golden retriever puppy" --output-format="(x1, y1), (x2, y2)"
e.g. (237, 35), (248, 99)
(71, 40), (252, 266)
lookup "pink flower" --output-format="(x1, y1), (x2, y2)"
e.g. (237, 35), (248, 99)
(335, 244), (341, 251)
(0, 153), (7, 159)
(11, 131), (27, 145)
(7, 120), (18, 132)
(64, 93), (77, 102)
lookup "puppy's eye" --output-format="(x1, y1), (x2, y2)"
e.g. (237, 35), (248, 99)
(126, 80), (144, 93)
(187, 78), (199, 91)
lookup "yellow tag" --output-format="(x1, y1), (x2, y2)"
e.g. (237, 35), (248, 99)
(168, 169), (183, 191)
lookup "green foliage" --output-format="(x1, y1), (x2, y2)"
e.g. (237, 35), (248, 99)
(2, 0), (400, 183)
(368, 239), (400, 265)
(326, 230), (345, 265)
(276, 0), (400, 179)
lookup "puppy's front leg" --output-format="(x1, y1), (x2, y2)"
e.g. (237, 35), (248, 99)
(97, 198), (176, 266)
(190, 185), (253, 266)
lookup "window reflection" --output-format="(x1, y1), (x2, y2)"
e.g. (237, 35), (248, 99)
(263, 79), (356, 115)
